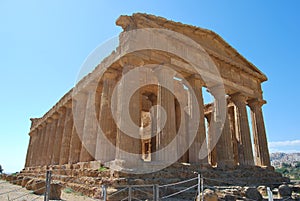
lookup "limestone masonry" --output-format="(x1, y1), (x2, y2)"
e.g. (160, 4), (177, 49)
(25, 13), (271, 172)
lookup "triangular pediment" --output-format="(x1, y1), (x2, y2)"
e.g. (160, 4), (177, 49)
(116, 13), (267, 82)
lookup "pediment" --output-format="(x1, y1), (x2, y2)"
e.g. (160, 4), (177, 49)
(116, 13), (267, 82)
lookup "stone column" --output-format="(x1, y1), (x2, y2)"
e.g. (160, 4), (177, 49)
(42, 118), (53, 166)
(230, 93), (254, 166)
(59, 102), (74, 165)
(34, 123), (45, 166)
(52, 106), (67, 165)
(186, 77), (208, 164)
(80, 83), (99, 162)
(96, 74), (117, 163)
(205, 113), (217, 167)
(25, 130), (36, 167)
(69, 92), (88, 164)
(115, 65), (141, 166)
(149, 94), (157, 161)
(175, 100), (188, 163)
(228, 106), (239, 165)
(46, 113), (59, 165)
(155, 68), (177, 162)
(248, 99), (271, 167)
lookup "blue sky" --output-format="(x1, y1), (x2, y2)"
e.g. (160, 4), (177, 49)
(0, 1), (299, 173)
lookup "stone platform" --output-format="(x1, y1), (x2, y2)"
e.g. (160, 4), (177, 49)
(2, 161), (289, 200)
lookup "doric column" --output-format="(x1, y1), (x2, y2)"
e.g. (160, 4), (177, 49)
(40, 120), (52, 166)
(228, 106), (239, 165)
(80, 83), (99, 162)
(210, 87), (235, 168)
(230, 93), (254, 166)
(155, 68), (177, 162)
(31, 130), (39, 167)
(69, 92), (88, 164)
(175, 100), (188, 163)
(96, 74), (117, 163)
(33, 125), (43, 166)
(115, 65), (141, 166)
(248, 99), (271, 167)
(46, 113), (59, 165)
(205, 112), (217, 167)
(59, 101), (74, 165)
(25, 130), (36, 167)
(52, 106), (67, 165)
(186, 77), (208, 164)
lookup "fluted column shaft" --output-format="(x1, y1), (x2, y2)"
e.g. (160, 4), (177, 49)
(25, 130), (36, 167)
(46, 114), (59, 165)
(59, 103), (74, 165)
(248, 99), (271, 167)
(231, 93), (254, 166)
(228, 106), (239, 165)
(187, 78), (208, 164)
(69, 93), (88, 164)
(156, 69), (177, 162)
(80, 84), (99, 162)
(205, 113), (217, 167)
(96, 75), (117, 162)
(52, 107), (67, 165)
(33, 126), (43, 166)
(115, 65), (141, 165)
(42, 118), (53, 166)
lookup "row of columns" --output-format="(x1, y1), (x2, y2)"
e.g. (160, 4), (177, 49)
(205, 92), (271, 168)
(25, 71), (270, 169)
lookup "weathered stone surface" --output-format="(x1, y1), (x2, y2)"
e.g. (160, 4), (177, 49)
(243, 187), (263, 201)
(21, 177), (32, 187)
(279, 184), (292, 198)
(202, 189), (218, 201)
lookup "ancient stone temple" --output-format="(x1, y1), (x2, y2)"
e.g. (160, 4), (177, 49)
(24, 13), (272, 172)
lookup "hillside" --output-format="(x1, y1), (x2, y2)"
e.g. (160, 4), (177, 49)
(270, 152), (300, 180)
(271, 152), (300, 168)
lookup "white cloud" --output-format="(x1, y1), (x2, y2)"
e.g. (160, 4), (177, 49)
(268, 140), (300, 148)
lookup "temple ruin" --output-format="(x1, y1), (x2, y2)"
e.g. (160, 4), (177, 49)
(24, 13), (272, 173)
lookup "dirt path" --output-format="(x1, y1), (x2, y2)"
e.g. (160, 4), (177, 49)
(0, 180), (96, 201)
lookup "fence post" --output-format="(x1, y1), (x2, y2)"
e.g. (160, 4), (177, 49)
(201, 174), (204, 201)
(44, 170), (51, 201)
(197, 174), (200, 200)
(267, 187), (274, 201)
(128, 186), (132, 201)
(101, 185), (107, 201)
(154, 184), (159, 201)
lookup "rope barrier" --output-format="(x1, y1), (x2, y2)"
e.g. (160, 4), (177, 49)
(159, 176), (198, 188)
(161, 184), (198, 199)
(133, 187), (154, 197)
(109, 187), (128, 197)
(120, 196), (129, 201)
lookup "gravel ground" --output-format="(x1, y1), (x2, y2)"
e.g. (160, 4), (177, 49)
(0, 180), (96, 201)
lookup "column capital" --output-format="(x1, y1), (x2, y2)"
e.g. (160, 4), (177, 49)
(230, 92), (248, 104)
(46, 117), (53, 123)
(248, 98), (266, 109)
(208, 85), (226, 99)
(57, 106), (67, 114)
(72, 90), (88, 101)
(65, 100), (72, 108)
(154, 67), (176, 78)
(103, 71), (119, 80)
(51, 112), (60, 120)
(186, 75), (205, 88)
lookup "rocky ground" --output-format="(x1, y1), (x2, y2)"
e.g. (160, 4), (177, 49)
(1, 161), (299, 200)
(0, 179), (95, 201)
